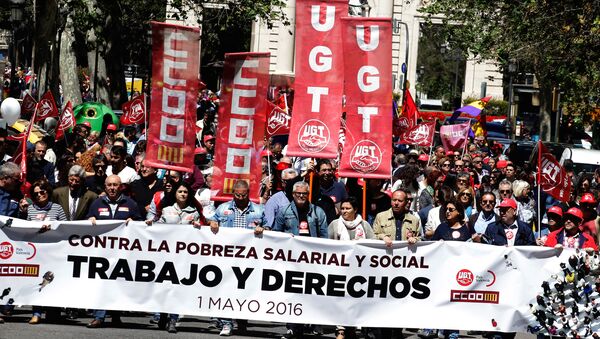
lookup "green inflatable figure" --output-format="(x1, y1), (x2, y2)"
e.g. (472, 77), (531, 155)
(73, 102), (119, 133)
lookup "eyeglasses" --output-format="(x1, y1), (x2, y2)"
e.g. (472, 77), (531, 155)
(500, 190), (512, 194)
(33, 190), (47, 197)
(473, 161), (482, 164)
(293, 192), (309, 196)
(446, 207), (457, 212)
(457, 179), (468, 183)
(481, 200), (495, 205)
(442, 163), (451, 167)
(234, 193), (248, 198)
(460, 193), (472, 197)
(406, 198), (414, 202)
(93, 164), (107, 169)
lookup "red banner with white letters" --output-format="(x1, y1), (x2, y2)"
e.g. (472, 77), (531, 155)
(538, 142), (571, 202)
(338, 17), (392, 179)
(285, 0), (347, 159)
(145, 21), (199, 173)
(212, 53), (270, 203)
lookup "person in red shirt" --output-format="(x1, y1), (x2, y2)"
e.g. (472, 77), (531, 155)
(544, 207), (598, 251)
(579, 193), (598, 237)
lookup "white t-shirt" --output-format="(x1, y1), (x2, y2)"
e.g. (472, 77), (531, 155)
(107, 165), (139, 184)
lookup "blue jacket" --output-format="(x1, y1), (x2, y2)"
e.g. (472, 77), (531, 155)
(86, 195), (142, 220)
(272, 202), (328, 238)
(209, 200), (265, 228)
(484, 219), (536, 246)
(0, 188), (18, 217)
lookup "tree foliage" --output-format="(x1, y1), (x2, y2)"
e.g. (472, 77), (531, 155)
(419, 0), (600, 121)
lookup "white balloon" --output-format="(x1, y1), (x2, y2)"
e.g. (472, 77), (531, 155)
(1, 98), (21, 126)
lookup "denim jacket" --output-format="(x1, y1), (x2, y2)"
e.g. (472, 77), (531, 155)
(272, 202), (328, 238)
(209, 200), (265, 229)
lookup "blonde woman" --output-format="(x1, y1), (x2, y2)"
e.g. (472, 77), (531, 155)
(457, 187), (476, 219)
(512, 179), (536, 227)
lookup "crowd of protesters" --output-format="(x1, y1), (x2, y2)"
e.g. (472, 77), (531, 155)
(0, 88), (598, 339)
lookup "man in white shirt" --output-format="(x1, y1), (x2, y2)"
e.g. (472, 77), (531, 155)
(106, 145), (138, 184)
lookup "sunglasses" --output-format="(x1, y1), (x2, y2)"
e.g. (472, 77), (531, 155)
(234, 193), (249, 198)
(442, 163), (451, 167)
(481, 200), (495, 205)
(293, 192), (309, 196)
(33, 190), (47, 197)
(500, 190), (512, 194)
(446, 207), (457, 212)
(460, 193), (472, 197)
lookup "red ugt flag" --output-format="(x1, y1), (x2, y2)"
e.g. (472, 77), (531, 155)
(538, 141), (571, 202)
(265, 99), (291, 137)
(55, 101), (75, 141)
(21, 93), (37, 116)
(121, 95), (146, 125)
(399, 121), (435, 146)
(34, 91), (59, 122)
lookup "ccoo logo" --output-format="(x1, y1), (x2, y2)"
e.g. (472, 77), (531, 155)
(298, 119), (330, 153)
(0, 241), (14, 260)
(349, 140), (382, 173)
(456, 269), (474, 286)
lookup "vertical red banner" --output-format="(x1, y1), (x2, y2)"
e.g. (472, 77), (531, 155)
(212, 53), (270, 203)
(285, 0), (348, 159)
(145, 22), (200, 173)
(338, 17), (393, 179)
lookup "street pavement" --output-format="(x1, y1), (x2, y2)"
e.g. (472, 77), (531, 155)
(0, 307), (535, 339)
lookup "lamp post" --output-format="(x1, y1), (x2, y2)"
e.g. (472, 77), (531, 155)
(393, 19), (409, 104)
(508, 60), (517, 140)
(8, 0), (25, 98)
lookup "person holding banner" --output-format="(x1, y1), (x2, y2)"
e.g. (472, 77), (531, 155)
(207, 179), (265, 336)
(264, 168), (300, 228)
(544, 207), (597, 251)
(0, 162), (24, 218)
(373, 188), (421, 247)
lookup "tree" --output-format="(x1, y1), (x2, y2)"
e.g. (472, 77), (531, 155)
(419, 0), (600, 142)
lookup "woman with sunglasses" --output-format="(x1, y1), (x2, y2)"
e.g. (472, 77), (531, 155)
(26, 179), (67, 325)
(457, 187), (475, 219)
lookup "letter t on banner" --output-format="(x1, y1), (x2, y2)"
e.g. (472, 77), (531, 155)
(338, 17), (392, 179)
(145, 22), (200, 173)
(285, 0), (348, 159)
(212, 53), (270, 203)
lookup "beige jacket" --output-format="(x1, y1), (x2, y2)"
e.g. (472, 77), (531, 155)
(372, 208), (421, 241)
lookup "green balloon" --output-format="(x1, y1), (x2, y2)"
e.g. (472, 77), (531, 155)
(73, 102), (119, 133)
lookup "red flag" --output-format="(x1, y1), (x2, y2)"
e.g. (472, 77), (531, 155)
(440, 121), (470, 151)
(121, 95), (146, 125)
(538, 141), (571, 202)
(399, 121), (435, 146)
(285, 0), (348, 159)
(13, 109), (37, 181)
(400, 88), (418, 127)
(265, 100), (291, 137)
(34, 91), (59, 122)
(145, 22), (200, 173)
(21, 93), (37, 115)
(212, 52), (270, 203)
(338, 17), (393, 179)
(55, 101), (75, 141)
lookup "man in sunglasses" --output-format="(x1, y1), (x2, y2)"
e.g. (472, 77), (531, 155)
(483, 198), (535, 246)
(495, 179), (513, 212)
(469, 192), (499, 243)
(545, 207), (597, 251)
(264, 168), (300, 228)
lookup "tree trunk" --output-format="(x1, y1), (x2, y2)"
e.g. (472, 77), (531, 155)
(59, 12), (82, 107)
(34, 0), (57, 98)
(538, 80), (553, 142)
(103, 12), (127, 109)
(85, 0), (110, 105)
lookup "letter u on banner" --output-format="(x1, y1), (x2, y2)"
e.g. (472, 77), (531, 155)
(145, 21), (200, 173)
(212, 53), (270, 203)
(338, 17), (392, 179)
(285, 0), (348, 159)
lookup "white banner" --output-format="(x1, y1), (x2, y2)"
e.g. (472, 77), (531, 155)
(0, 218), (581, 332)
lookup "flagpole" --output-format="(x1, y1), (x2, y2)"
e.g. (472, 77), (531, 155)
(362, 179), (367, 219)
(426, 119), (436, 167)
(537, 141), (542, 240)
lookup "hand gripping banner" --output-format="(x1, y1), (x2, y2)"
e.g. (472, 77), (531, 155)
(338, 17), (392, 179)
(212, 53), (270, 203)
(145, 21), (200, 172)
(285, 0), (348, 158)
(0, 217), (587, 333)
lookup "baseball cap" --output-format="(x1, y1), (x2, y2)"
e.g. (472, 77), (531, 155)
(446, 150), (455, 156)
(80, 121), (91, 129)
(580, 193), (597, 204)
(547, 206), (563, 218)
(260, 149), (273, 157)
(496, 160), (508, 169)
(565, 207), (583, 221)
(498, 198), (517, 210)
(194, 147), (207, 155)
(418, 154), (429, 162)
(106, 124), (117, 131)
(203, 134), (215, 143)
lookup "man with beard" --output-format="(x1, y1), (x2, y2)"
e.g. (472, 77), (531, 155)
(130, 158), (163, 214)
(52, 165), (98, 221)
(264, 168), (299, 227)
(26, 140), (56, 185)
(469, 192), (499, 242)
(484, 198), (535, 246)
(106, 145), (137, 184)
(316, 159), (347, 205)
(85, 155), (108, 194)
(373, 188), (421, 246)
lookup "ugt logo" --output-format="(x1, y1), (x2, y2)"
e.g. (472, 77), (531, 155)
(350, 140), (382, 173)
(298, 119), (330, 153)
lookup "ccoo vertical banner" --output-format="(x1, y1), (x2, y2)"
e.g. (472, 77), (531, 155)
(212, 53), (270, 203)
(338, 17), (392, 179)
(145, 21), (200, 173)
(285, 0), (348, 159)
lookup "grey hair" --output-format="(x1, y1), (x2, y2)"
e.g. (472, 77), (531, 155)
(281, 168), (298, 178)
(499, 179), (512, 189)
(68, 165), (87, 179)
(0, 162), (20, 179)
(292, 181), (309, 192)
(233, 179), (249, 190)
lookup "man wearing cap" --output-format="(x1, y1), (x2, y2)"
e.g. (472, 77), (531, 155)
(545, 207), (597, 251)
(104, 124), (117, 146)
(579, 193), (599, 237)
(484, 198), (535, 246)
(202, 134), (215, 161)
(537, 206), (564, 246)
